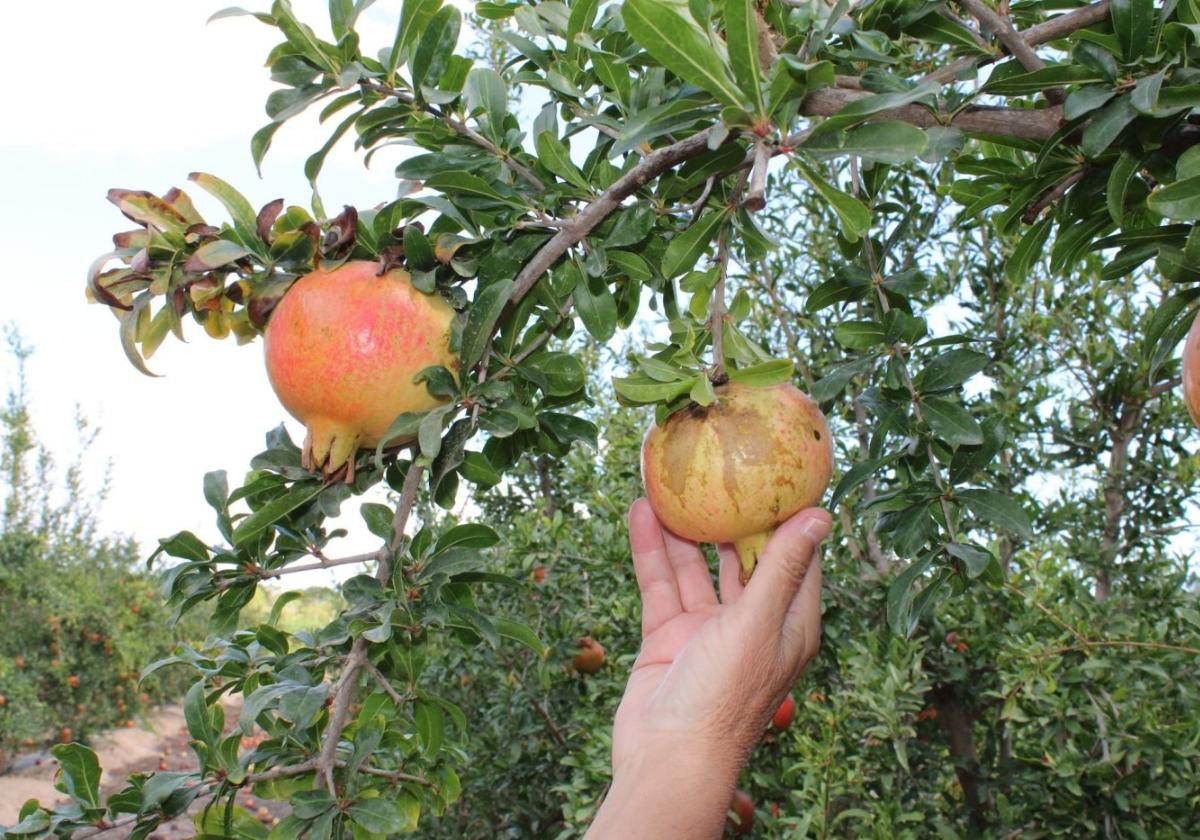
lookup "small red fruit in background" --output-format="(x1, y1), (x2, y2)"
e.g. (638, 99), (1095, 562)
(533, 566), (546, 584)
(90, 633), (102, 643)
(14, 655), (25, 669)
(67, 675), (80, 689)
(771, 694), (796, 731)
(130, 605), (141, 615)
(571, 637), (605, 675)
(955, 641), (969, 653)
(727, 789), (755, 836)
(0, 694), (7, 707)
(58, 727), (72, 744)
(125, 720), (135, 729)
(917, 706), (939, 722)
(945, 631), (958, 645)
(769, 801), (780, 819)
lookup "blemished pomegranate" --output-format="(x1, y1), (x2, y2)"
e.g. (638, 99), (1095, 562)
(572, 636), (605, 675)
(1182, 309), (1200, 430)
(641, 381), (833, 582)
(263, 261), (458, 479)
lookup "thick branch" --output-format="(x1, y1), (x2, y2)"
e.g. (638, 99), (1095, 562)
(801, 88), (1064, 140)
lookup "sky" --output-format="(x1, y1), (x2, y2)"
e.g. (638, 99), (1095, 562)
(0, 0), (436, 587)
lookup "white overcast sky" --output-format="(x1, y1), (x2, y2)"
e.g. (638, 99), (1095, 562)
(0, 0), (441, 586)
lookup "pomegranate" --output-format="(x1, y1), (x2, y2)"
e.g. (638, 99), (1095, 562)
(1182, 309), (1200, 430)
(263, 261), (458, 479)
(727, 789), (755, 836)
(572, 636), (605, 675)
(771, 694), (796, 731)
(641, 381), (833, 582)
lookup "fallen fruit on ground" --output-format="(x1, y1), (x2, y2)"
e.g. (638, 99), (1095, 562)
(771, 694), (796, 731)
(727, 789), (755, 836)
(1182, 309), (1200, 430)
(642, 381), (833, 581)
(263, 260), (458, 480)
(572, 636), (605, 675)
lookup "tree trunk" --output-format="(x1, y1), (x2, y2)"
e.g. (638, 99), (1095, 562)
(934, 687), (991, 832)
(1096, 403), (1140, 602)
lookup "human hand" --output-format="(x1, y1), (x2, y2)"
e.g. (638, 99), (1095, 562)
(586, 498), (831, 839)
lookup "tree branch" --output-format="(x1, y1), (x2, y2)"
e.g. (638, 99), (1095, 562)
(924, 1), (1110, 85)
(1022, 167), (1087, 223)
(955, 0), (1063, 103)
(360, 81), (546, 191)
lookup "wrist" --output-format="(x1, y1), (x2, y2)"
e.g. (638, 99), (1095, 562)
(588, 737), (741, 840)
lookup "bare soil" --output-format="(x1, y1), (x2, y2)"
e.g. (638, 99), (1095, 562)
(0, 698), (290, 838)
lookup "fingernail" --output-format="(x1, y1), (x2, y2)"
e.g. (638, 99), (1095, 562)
(798, 515), (830, 545)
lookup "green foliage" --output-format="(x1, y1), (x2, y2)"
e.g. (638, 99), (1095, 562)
(0, 332), (201, 772)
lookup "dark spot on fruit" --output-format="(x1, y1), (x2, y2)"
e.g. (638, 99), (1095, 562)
(813, 429), (821, 440)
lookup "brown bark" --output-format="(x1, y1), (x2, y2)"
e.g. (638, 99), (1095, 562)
(1096, 403), (1140, 602)
(934, 687), (991, 832)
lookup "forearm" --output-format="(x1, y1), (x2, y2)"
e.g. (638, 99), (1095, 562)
(586, 741), (741, 840)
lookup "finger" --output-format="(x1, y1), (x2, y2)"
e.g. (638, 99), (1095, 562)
(628, 498), (683, 636)
(717, 543), (743, 604)
(661, 527), (717, 611)
(734, 508), (831, 637)
(781, 551), (823, 667)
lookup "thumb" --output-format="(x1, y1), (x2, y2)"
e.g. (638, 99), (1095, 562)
(736, 508), (831, 632)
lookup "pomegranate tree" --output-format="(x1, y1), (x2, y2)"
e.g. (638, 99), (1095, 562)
(641, 381), (833, 582)
(263, 261), (458, 479)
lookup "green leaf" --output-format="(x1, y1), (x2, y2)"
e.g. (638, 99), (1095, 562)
(800, 122), (928, 164)
(418, 405), (453, 460)
(389, 0), (440, 77)
(184, 239), (251, 272)
(944, 542), (994, 579)
(727, 359), (794, 387)
(724, 0), (765, 116)
(662, 210), (726, 278)
(914, 349), (990, 392)
(622, 0), (744, 108)
(613, 372), (695, 404)
(830, 453), (898, 509)
(348, 798), (405, 834)
(425, 170), (524, 208)
(833, 320), (885, 349)
(272, 0), (336, 73)
(1005, 216), (1053, 282)
(435, 522), (500, 553)
(922, 397), (984, 446)
(410, 5), (461, 92)
(267, 591), (303, 627)
(1080, 95), (1137, 158)
(360, 502), (395, 541)
(373, 412), (428, 465)
(957, 489), (1033, 539)
(536, 131), (591, 191)
(1148, 175), (1200, 220)
(461, 278), (515, 371)
(573, 269), (618, 341)
(413, 699), (445, 757)
(1111, 0), (1153, 60)
(522, 351), (586, 396)
(795, 162), (871, 241)
(886, 553), (935, 637)
(232, 481), (324, 546)
(460, 451), (501, 486)
(50, 744), (101, 808)
(188, 172), (260, 251)
(464, 66), (507, 129)
(494, 618), (546, 654)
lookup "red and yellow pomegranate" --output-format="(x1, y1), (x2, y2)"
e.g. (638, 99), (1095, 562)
(641, 381), (833, 582)
(1182, 309), (1200, 430)
(264, 261), (457, 479)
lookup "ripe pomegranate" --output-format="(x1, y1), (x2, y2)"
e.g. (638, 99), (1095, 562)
(13, 655), (25, 669)
(642, 381), (832, 582)
(263, 261), (458, 479)
(59, 727), (72, 744)
(771, 694), (796, 732)
(67, 675), (80, 690)
(532, 566), (547, 584)
(1183, 309), (1200, 429)
(0, 694), (7, 707)
(727, 789), (755, 836)
(572, 636), (606, 675)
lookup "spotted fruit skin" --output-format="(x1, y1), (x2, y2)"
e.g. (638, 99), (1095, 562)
(641, 382), (832, 578)
(1183, 309), (1200, 430)
(264, 261), (457, 477)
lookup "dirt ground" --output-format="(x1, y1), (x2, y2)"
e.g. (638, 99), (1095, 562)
(0, 698), (290, 838)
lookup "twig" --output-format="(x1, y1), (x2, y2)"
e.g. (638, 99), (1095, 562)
(313, 463), (426, 791)
(360, 81), (545, 191)
(923, 1), (1110, 86)
(255, 551), (378, 580)
(956, 0), (1063, 103)
(363, 659), (408, 708)
(498, 652), (568, 747)
(744, 141), (771, 212)
(1021, 167), (1087, 223)
(711, 229), (731, 383)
